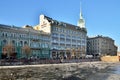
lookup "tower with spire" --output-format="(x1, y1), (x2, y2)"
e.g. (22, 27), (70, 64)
(77, 2), (85, 28)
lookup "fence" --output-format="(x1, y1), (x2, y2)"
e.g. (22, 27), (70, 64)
(0, 58), (100, 66)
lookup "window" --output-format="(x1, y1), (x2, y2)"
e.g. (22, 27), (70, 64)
(62, 29), (63, 32)
(64, 29), (66, 33)
(56, 27), (58, 31)
(5, 33), (7, 37)
(66, 35), (71, 39)
(53, 27), (56, 31)
(3, 40), (7, 45)
(24, 41), (28, 45)
(2, 32), (4, 37)
(12, 40), (15, 46)
(60, 34), (65, 38)
(72, 36), (76, 40)
(20, 41), (23, 46)
(52, 33), (58, 37)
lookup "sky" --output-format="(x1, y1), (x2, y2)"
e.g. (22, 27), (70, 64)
(0, 0), (120, 51)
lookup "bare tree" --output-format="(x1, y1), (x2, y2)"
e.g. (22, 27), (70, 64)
(66, 48), (70, 59)
(22, 45), (31, 59)
(77, 48), (81, 59)
(81, 47), (85, 58)
(3, 43), (14, 59)
(71, 48), (75, 59)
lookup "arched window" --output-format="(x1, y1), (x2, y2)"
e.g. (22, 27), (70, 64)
(2, 33), (4, 37)
(3, 40), (7, 45)
(11, 33), (13, 37)
(24, 41), (28, 45)
(5, 33), (7, 37)
(12, 40), (15, 46)
(20, 41), (23, 46)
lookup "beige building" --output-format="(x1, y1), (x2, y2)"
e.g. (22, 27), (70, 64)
(87, 35), (117, 56)
(34, 12), (87, 59)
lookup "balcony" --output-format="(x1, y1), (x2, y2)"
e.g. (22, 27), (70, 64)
(60, 41), (65, 44)
(52, 40), (58, 43)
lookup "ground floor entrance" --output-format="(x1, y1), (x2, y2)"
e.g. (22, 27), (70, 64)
(51, 49), (86, 59)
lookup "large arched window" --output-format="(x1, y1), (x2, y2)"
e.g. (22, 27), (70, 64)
(2, 40), (7, 45)
(2, 32), (4, 37)
(20, 41), (23, 46)
(5, 33), (7, 37)
(24, 41), (28, 45)
(12, 40), (15, 46)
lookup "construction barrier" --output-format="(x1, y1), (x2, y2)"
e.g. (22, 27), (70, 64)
(101, 56), (119, 62)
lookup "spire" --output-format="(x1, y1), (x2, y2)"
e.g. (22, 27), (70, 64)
(77, 0), (85, 28)
(80, 1), (83, 19)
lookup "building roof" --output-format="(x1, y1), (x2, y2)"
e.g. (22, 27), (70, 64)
(44, 15), (87, 33)
(0, 24), (50, 35)
(88, 35), (114, 41)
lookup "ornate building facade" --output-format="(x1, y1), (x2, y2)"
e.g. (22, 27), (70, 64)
(34, 13), (87, 59)
(0, 24), (50, 59)
(0, 9), (87, 59)
(87, 35), (117, 56)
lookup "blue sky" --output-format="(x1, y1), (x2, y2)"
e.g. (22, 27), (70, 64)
(0, 0), (120, 51)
